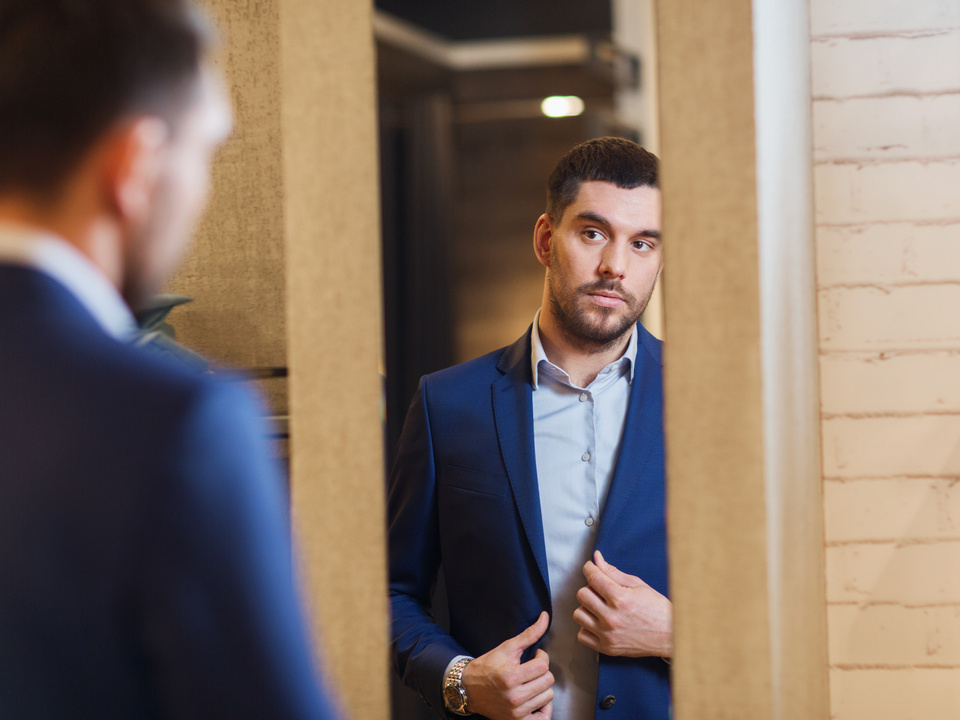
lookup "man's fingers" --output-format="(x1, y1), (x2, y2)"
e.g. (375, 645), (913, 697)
(594, 550), (646, 588)
(573, 602), (601, 632)
(519, 656), (554, 694)
(511, 647), (553, 687)
(509, 610), (550, 652)
(492, 645), (551, 692)
(535, 698), (554, 719)
(576, 626), (600, 651)
(576, 583), (607, 619)
(583, 560), (621, 603)
(516, 686), (554, 718)
(502, 657), (554, 717)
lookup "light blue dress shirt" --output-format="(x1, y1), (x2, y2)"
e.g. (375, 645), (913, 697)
(531, 310), (637, 720)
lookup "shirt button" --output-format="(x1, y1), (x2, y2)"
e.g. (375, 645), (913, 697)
(579, 392), (588, 402)
(585, 516), (595, 527)
(581, 451), (591, 461)
(599, 695), (616, 710)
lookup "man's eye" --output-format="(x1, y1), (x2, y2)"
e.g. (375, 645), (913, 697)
(584, 230), (602, 241)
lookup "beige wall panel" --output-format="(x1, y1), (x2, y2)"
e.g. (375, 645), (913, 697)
(169, 0), (286, 375)
(659, 0), (829, 717)
(280, 1), (388, 718)
(657, 1), (773, 717)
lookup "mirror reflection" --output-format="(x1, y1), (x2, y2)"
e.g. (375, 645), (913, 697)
(375, 3), (666, 718)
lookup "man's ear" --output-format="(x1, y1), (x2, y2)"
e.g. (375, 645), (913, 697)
(533, 213), (555, 269)
(100, 117), (169, 225)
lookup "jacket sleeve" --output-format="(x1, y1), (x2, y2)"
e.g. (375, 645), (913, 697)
(137, 379), (342, 720)
(388, 377), (468, 717)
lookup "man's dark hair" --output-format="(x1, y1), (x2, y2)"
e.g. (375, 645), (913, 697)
(546, 136), (659, 221)
(0, 0), (213, 200)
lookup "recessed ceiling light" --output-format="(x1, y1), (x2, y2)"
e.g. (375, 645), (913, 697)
(541, 95), (585, 118)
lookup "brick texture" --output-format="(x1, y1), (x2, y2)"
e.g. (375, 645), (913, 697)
(824, 478), (960, 542)
(819, 285), (960, 352)
(829, 604), (960, 666)
(811, 32), (960, 98)
(815, 160), (960, 225)
(830, 668), (960, 720)
(823, 416), (960, 479)
(812, 1), (960, 716)
(820, 352), (960, 415)
(810, 0), (960, 37)
(826, 543), (960, 605)
(814, 95), (960, 162)
(816, 223), (960, 287)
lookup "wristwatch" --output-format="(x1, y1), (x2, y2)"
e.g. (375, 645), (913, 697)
(442, 657), (472, 716)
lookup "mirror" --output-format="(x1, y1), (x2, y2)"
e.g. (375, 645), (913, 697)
(374, 3), (662, 718)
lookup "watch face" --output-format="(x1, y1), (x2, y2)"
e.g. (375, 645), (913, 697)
(443, 684), (466, 712)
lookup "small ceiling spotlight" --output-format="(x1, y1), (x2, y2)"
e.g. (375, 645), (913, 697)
(540, 95), (585, 118)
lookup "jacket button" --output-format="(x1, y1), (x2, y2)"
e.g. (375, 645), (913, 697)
(600, 695), (616, 710)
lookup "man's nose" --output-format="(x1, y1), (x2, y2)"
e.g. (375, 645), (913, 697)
(598, 242), (627, 278)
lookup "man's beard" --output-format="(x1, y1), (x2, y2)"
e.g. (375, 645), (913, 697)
(547, 258), (655, 354)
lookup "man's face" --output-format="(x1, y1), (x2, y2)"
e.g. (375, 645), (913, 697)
(542, 180), (662, 351)
(121, 68), (233, 308)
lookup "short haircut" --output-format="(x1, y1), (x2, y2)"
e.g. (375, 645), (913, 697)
(0, 0), (214, 200)
(545, 136), (659, 222)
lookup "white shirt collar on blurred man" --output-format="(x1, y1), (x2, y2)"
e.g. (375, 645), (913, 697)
(0, 222), (138, 341)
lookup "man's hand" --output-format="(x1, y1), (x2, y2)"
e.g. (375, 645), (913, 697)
(459, 611), (555, 720)
(573, 550), (673, 658)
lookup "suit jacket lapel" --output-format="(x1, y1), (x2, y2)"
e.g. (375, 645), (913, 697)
(492, 328), (551, 595)
(595, 329), (664, 549)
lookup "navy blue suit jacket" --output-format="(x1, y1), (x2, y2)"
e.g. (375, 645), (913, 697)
(0, 265), (339, 719)
(388, 324), (669, 719)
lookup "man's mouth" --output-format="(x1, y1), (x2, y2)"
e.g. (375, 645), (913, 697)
(587, 291), (625, 308)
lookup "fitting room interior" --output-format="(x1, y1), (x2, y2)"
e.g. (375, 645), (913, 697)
(165, 1), (960, 718)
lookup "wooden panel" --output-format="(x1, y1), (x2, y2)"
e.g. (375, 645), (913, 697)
(280, 1), (389, 718)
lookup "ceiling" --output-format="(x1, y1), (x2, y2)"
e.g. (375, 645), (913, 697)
(374, 0), (611, 41)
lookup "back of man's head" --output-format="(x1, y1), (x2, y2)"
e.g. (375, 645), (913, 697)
(546, 136), (659, 222)
(0, 0), (213, 203)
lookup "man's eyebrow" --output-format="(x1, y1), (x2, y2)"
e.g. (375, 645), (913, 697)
(575, 211), (661, 239)
(575, 210), (612, 227)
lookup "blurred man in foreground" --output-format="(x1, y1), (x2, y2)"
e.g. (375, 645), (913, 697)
(0, 1), (339, 717)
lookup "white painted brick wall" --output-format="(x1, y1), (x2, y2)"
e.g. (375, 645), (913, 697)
(811, 0), (960, 37)
(820, 353), (960, 415)
(824, 478), (960, 542)
(816, 223), (960, 287)
(822, 416), (960, 478)
(830, 669), (960, 720)
(811, 1), (960, 716)
(811, 32), (960, 98)
(814, 95), (960, 162)
(815, 160), (960, 225)
(819, 286), (960, 352)
(826, 543), (960, 604)
(829, 604), (960, 665)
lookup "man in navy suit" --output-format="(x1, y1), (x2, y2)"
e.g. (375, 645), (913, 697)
(0, 1), (339, 717)
(389, 137), (672, 720)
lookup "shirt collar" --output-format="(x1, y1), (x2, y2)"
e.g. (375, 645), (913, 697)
(530, 308), (638, 390)
(0, 222), (138, 341)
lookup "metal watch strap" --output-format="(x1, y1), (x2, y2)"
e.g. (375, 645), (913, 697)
(443, 657), (472, 715)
